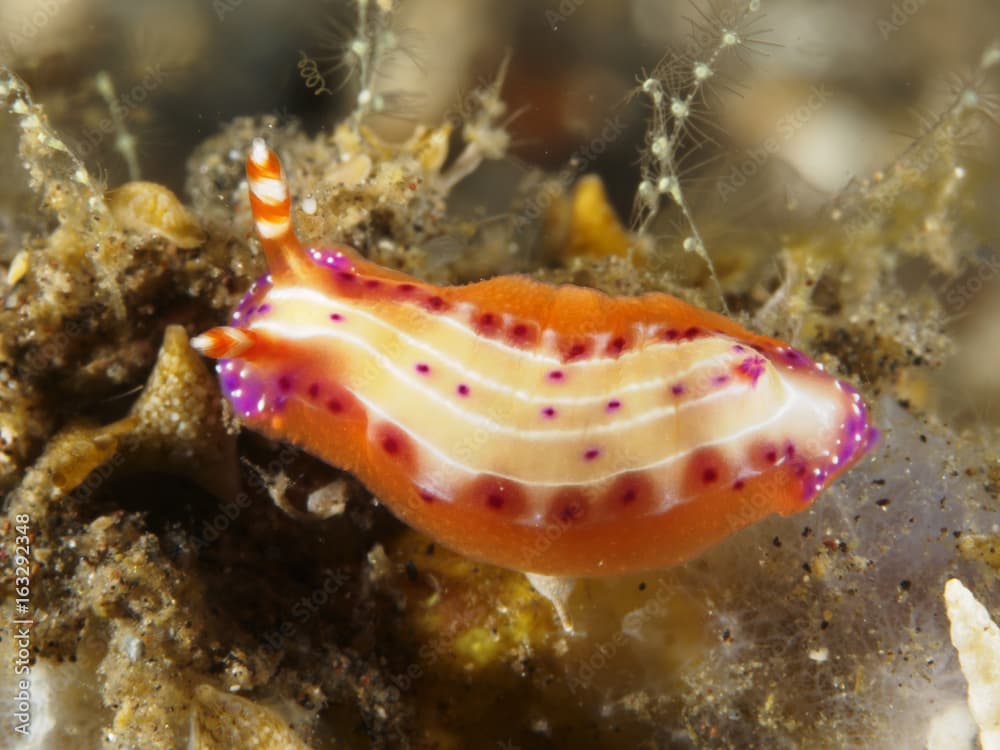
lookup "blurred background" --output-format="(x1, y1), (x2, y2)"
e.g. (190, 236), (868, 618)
(3, 3), (1000, 749)
(2, 0), (998, 205)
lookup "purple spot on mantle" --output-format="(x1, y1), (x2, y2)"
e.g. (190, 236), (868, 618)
(277, 375), (293, 392)
(547, 370), (565, 382)
(330, 312), (344, 322)
(256, 303), (271, 314)
(711, 374), (731, 386)
(415, 363), (430, 374)
(583, 447), (601, 461)
(782, 348), (806, 366)
(307, 383), (320, 399)
(457, 384), (470, 396)
(738, 355), (766, 386)
(671, 383), (686, 396)
(425, 295), (446, 311)
(606, 399), (621, 412)
(541, 406), (557, 419)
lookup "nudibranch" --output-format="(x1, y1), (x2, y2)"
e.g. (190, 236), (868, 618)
(191, 139), (878, 577)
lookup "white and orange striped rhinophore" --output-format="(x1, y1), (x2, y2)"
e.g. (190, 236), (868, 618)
(192, 139), (878, 576)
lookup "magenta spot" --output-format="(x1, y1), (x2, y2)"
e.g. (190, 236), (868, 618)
(732, 479), (746, 490)
(662, 328), (680, 341)
(337, 271), (355, 283)
(621, 488), (637, 505)
(329, 312), (344, 322)
(712, 374), (731, 386)
(606, 399), (621, 412)
(670, 383), (686, 396)
(418, 490), (436, 504)
(738, 355), (766, 386)
(365, 279), (381, 289)
(457, 383), (470, 396)
(765, 449), (778, 463)
(486, 492), (505, 509)
(541, 406), (557, 418)
(277, 375), (293, 392)
(608, 336), (627, 354)
(307, 383), (320, 399)
(785, 442), (796, 458)
(782, 348), (806, 365)
(424, 295), (447, 311)
(326, 399), (343, 413)
(476, 312), (501, 336)
(564, 342), (587, 361)
(732, 344), (747, 353)
(415, 363), (430, 374)
(507, 321), (540, 347)
(381, 435), (400, 454)
(702, 467), (718, 483)
(257, 303), (271, 314)
(330, 253), (353, 271)
(397, 283), (416, 294)
(547, 370), (565, 382)
(681, 326), (700, 340)
(560, 503), (584, 522)
(583, 447), (601, 461)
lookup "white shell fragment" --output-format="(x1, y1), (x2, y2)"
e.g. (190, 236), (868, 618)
(944, 578), (1000, 750)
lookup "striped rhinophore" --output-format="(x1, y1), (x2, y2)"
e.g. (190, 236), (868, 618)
(192, 140), (878, 576)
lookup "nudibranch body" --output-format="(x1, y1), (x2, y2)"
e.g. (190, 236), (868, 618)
(192, 139), (878, 576)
